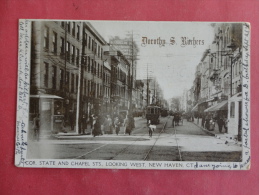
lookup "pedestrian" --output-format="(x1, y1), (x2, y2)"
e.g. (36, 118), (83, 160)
(175, 114), (179, 126)
(123, 115), (131, 135)
(201, 114), (206, 128)
(205, 116), (210, 130)
(147, 120), (152, 138)
(209, 118), (215, 131)
(92, 115), (102, 137)
(130, 115), (135, 130)
(69, 110), (75, 131)
(107, 115), (113, 134)
(223, 115), (228, 133)
(81, 114), (87, 134)
(217, 116), (224, 133)
(172, 114), (175, 127)
(114, 116), (121, 135)
(100, 114), (105, 135)
(89, 114), (93, 129)
(33, 114), (40, 141)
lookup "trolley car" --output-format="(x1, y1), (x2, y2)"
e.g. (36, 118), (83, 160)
(146, 106), (161, 124)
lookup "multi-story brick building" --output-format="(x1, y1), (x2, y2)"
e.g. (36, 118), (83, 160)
(30, 21), (107, 133)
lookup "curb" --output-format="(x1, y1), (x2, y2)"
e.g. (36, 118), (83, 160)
(191, 122), (216, 136)
(191, 122), (242, 147)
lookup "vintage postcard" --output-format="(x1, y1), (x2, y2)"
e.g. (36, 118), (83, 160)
(16, 20), (250, 170)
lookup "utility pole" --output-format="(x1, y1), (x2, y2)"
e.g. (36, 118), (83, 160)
(77, 23), (86, 134)
(146, 64), (149, 106)
(64, 22), (67, 91)
(64, 22), (68, 122)
(129, 30), (134, 114)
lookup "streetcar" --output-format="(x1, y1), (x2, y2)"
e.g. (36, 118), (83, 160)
(145, 106), (161, 124)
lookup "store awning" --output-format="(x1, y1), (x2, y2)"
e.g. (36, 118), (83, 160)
(211, 100), (228, 111)
(204, 103), (218, 112)
(204, 100), (228, 112)
(191, 100), (207, 112)
(30, 94), (63, 99)
(228, 92), (242, 102)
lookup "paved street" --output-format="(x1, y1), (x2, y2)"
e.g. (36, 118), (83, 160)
(27, 116), (242, 162)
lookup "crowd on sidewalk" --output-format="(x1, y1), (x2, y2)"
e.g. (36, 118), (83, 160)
(193, 114), (228, 135)
(61, 112), (136, 137)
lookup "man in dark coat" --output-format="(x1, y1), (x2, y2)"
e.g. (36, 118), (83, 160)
(217, 116), (224, 133)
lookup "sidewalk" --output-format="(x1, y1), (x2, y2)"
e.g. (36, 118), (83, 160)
(55, 117), (146, 138)
(192, 118), (242, 147)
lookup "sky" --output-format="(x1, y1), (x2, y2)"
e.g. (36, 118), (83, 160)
(90, 21), (215, 99)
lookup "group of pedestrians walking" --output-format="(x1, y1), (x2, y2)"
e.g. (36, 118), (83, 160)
(201, 114), (228, 133)
(80, 113), (135, 137)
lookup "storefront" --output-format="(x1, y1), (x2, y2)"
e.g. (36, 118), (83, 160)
(204, 100), (228, 119)
(30, 94), (64, 136)
(228, 93), (242, 140)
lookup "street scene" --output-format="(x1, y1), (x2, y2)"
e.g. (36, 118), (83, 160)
(27, 116), (241, 161)
(27, 21), (243, 162)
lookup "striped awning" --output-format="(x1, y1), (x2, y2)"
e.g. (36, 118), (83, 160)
(204, 100), (228, 112)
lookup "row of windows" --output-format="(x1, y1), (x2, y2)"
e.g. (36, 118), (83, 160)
(61, 21), (80, 40)
(111, 84), (127, 98)
(83, 32), (103, 59)
(43, 28), (105, 79)
(44, 25), (104, 68)
(103, 72), (111, 85)
(111, 66), (129, 84)
(43, 62), (104, 97)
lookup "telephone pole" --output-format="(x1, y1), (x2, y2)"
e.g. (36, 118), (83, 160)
(129, 30), (134, 114)
(147, 64), (149, 106)
(77, 23), (86, 134)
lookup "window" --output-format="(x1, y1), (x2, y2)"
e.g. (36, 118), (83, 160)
(44, 62), (49, 87)
(60, 37), (65, 57)
(84, 79), (87, 95)
(77, 25), (80, 40)
(66, 72), (70, 91)
(61, 22), (65, 28)
(44, 26), (49, 50)
(88, 37), (91, 49)
(91, 59), (94, 73)
(94, 61), (97, 75)
(101, 48), (103, 59)
(72, 22), (75, 37)
(66, 41), (70, 62)
(83, 56), (87, 71)
(52, 31), (57, 53)
(92, 40), (94, 51)
(71, 74), (74, 93)
(71, 45), (75, 64)
(76, 48), (80, 66)
(230, 102), (235, 118)
(52, 66), (57, 89)
(60, 69), (64, 90)
(76, 75), (78, 93)
(67, 22), (71, 33)
(84, 32), (88, 47)
(88, 80), (90, 95)
(88, 56), (91, 72)
(97, 63), (99, 77)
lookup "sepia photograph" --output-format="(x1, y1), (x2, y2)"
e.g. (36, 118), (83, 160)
(16, 20), (250, 169)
